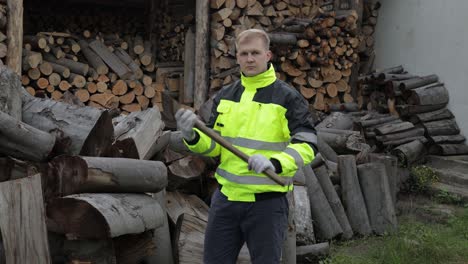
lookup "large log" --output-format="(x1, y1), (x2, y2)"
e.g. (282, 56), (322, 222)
(314, 165), (353, 239)
(398, 74), (439, 90)
(46, 156), (167, 199)
(357, 163), (397, 235)
(396, 103), (447, 116)
(422, 119), (460, 136)
(303, 165), (343, 240)
(167, 155), (206, 194)
(338, 155), (372, 236)
(390, 139), (427, 167)
(0, 66), (22, 120)
(194, 0), (210, 110)
(89, 40), (132, 79)
(62, 238), (116, 264)
(114, 231), (156, 264)
(376, 128), (425, 143)
(166, 191), (209, 226)
(374, 121), (414, 135)
(0, 110), (55, 161)
(113, 108), (165, 159)
(21, 90), (113, 156)
(317, 137), (338, 162)
(293, 185), (315, 245)
(0, 175), (51, 263)
(407, 84), (449, 106)
(47, 193), (165, 239)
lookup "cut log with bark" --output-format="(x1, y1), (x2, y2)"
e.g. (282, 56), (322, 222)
(429, 144), (468, 156)
(338, 155), (372, 236)
(409, 108), (454, 124)
(357, 162), (397, 235)
(293, 185), (316, 245)
(21, 90), (113, 156)
(317, 137), (338, 163)
(183, 28), (195, 104)
(376, 128), (425, 143)
(303, 165), (343, 240)
(45, 156), (167, 199)
(113, 108), (165, 159)
(0, 66), (22, 120)
(0, 110), (55, 161)
(422, 119), (460, 136)
(429, 134), (466, 144)
(374, 121), (414, 135)
(0, 174), (51, 264)
(0, 157), (39, 183)
(406, 84), (449, 106)
(390, 139), (427, 167)
(166, 191), (209, 227)
(47, 193), (164, 239)
(167, 155), (206, 194)
(315, 112), (354, 131)
(282, 191), (296, 264)
(314, 165), (353, 239)
(398, 74), (439, 91)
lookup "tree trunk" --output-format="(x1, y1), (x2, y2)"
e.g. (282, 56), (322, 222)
(46, 155), (167, 199)
(21, 90), (113, 156)
(0, 110), (55, 161)
(47, 193), (165, 239)
(338, 155), (372, 236)
(357, 163), (397, 235)
(0, 67), (22, 120)
(113, 108), (165, 159)
(303, 165), (343, 240)
(293, 185), (315, 245)
(0, 174), (51, 264)
(314, 165), (353, 239)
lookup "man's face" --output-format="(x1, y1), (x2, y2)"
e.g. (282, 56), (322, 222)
(236, 37), (272, 77)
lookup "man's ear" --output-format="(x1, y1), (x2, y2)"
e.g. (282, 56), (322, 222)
(266, 50), (272, 61)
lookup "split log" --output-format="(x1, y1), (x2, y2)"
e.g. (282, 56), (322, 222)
(390, 139), (427, 167)
(422, 119), (460, 136)
(0, 175), (51, 264)
(296, 243), (330, 263)
(293, 185), (315, 245)
(409, 108), (454, 124)
(173, 214), (205, 264)
(21, 91), (113, 156)
(47, 193), (164, 239)
(0, 110), (55, 161)
(338, 155), (372, 236)
(166, 191), (209, 226)
(113, 108), (165, 159)
(314, 165), (353, 239)
(89, 40), (132, 79)
(0, 66), (22, 120)
(46, 156), (167, 199)
(357, 163), (397, 235)
(303, 165), (343, 240)
(429, 144), (468, 156)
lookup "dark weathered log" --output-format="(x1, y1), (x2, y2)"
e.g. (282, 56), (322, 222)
(376, 73), (416, 83)
(194, 0), (210, 110)
(21, 91), (113, 156)
(47, 193), (164, 239)
(296, 242), (330, 263)
(325, 102), (359, 112)
(318, 131), (368, 154)
(0, 175), (51, 264)
(407, 85), (449, 106)
(367, 65), (404, 80)
(382, 136), (426, 147)
(294, 185), (315, 245)
(398, 74), (439, 90)
(374, 121), (414, 135)
(357, 163), (397, 235)
(304, 165), (343, 240)
(429, 134), (466, 144)
(0, 67), (22, 119)
(282, 191), (296, 264)
(114, 231), (156, 264)
(422, 119), (460, 136)
(89, 40), (132, 79)
(338, 155), (372, 235)
(390, 139), (427, 167)
(166, 191), (209, 227)
(113, 108), (165, 159)
(183, 28), (195, 104)
(396, 103), (447, 116)
(46, 156), (167, 199)
(376, 127), (425, 143)
(317, 137), (338, 163)
(429, 144), (468, 156)
(368, 153), (398, 206)
(409, 108), (454, 124)
(0, 157), (38, 183)
(358, 115), (399, 128)
(314, 165), (353, 239)
(0, 110), (55, 161)
(167, 155), (206, 194)
(62, 238), (116, 264)
(316, 112), (354, 131)
(268, 32), (298, 45)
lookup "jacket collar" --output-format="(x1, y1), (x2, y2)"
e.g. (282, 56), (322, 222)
(240, 63), (277, 90)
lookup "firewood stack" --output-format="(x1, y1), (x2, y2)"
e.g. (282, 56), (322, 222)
(209, 0), (361, 111)
(0, 2), (7, 66)
(358, 65), (468, 167)
(358, 0), (380, 75)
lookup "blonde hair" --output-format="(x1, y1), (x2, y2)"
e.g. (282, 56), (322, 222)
(235, 29), (270, 50)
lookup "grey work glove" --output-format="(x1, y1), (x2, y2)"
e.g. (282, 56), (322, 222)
(175, 108), (197, 141)
(248, 154), (275, 173)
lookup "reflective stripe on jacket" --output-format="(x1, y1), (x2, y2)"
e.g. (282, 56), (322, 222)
(186, 64), (316, 202)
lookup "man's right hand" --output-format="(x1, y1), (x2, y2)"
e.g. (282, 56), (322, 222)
(175, 109), (197, 141)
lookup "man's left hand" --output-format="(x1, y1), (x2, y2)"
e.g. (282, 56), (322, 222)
(248, 154), (274, 173)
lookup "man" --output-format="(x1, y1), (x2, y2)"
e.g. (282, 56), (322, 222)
(175, 29), (317, 264)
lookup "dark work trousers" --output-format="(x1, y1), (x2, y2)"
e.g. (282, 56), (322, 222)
(204, 187), (289, 264)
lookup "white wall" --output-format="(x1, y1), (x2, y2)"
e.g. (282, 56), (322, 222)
(374, 0), (468, 137)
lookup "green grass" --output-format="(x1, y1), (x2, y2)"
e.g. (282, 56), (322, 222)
(321, 208), (468, 264)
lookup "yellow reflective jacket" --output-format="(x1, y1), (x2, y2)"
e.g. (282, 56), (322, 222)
(186, 64), (317, 202)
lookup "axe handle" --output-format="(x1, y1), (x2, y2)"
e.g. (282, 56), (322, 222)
(194, 120), (286, 186)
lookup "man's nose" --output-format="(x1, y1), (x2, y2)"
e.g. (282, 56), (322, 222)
(247, 54), (255, 61)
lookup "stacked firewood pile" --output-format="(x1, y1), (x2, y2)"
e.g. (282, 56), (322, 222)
(209, 0), (362, 111)
(358, 0), (380, 74)
(0, 2), (6, 66)
(0, 66), (177, 263)
(358, 65), (468, 167)
(21, 8), (195, 114)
